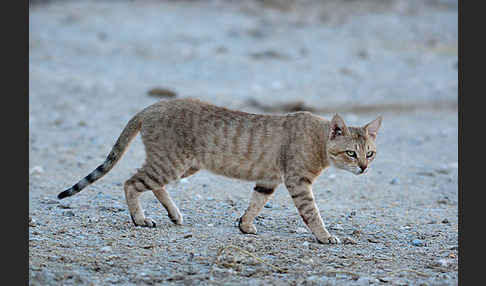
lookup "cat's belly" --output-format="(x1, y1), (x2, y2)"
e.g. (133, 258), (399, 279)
(201, 155), (282, 183)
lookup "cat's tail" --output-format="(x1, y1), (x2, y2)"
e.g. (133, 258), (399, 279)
(57, 113), (142, 199)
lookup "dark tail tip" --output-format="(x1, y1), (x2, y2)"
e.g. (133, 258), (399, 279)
(57, 189), (72, 199)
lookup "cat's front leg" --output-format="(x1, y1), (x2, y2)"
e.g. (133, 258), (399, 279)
(285, 175), (340, 244)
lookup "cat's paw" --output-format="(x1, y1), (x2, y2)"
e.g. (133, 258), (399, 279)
(318, 235), (340, 244)
(169, 213), (183, 225)
(238, 218), (257, 234)
(131, 215), (157, 228)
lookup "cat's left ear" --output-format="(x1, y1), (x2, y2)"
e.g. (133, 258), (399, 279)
(364, 116), (383, 140)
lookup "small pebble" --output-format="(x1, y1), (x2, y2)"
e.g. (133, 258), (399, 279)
(389, 178), (400, 185)
(435, 168), (451, 175)
(100, 246), (112, 253)
(331, 224), (344, 230)
(30, 166), (44, 175)
(442, 218), (449, 224)
(41, 199), (58, 205)
(63, 210), (75, 217)
(58, 202), (71, 209)
(411, 239), (425, 247)
(296, 227), (308, 233)
(342, 236), (357, 245)
(379, 277), (393, 283)
(437, 196), (451, 205)
(436, 258), (454, 268)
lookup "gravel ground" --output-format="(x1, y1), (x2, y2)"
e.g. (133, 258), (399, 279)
(29, 1), (458, 285)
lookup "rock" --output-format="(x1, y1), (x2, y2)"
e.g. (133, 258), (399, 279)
(417, 171), (435, 177)
(442, 218), (449, 224)
(411, 239), (425, 246)
(389, 178), (400, 185)
(357, 49), (369, 59)
(437, 196), (452, 205)
(100, 246), (112, 253)
(226, 198), (236, 206)
(30, 166), (44, 175)
(214, 46), (228, 54)
(249, 50), (289, 61)
(367, 237), (379, 243)
(435, 168), (451, 175)
(99, 206), (125, 212)
(63, 210), (75, 217)
(341, 237), (357, 245)
(41, 199), (58, 205)
(296, 227), (308, 233)
(331, 224), (344, 230)
(378, 276), (393, 283)
(147, 87), (177, 98)
(58, 202), (71, 209)
(352, 229), (361, 236)
(29, 217), (36, 227)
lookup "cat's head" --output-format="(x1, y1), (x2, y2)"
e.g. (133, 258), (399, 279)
(326, 114), (382, 175)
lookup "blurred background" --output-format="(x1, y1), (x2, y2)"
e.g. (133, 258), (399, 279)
(29, 0), (457, 114)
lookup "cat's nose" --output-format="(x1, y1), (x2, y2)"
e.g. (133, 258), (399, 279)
(359, 164), (367, 173)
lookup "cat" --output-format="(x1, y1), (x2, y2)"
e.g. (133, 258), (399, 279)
(58, 98), (382, 244)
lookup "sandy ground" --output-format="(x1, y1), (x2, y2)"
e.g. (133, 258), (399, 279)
(29, 0), (458, 285)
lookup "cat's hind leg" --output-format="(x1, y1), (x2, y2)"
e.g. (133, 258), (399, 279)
(152, 166), (199, 225)
(239, 183), (278, 234)
(152, 187), (183, 225)
(124, 168), (162, 228)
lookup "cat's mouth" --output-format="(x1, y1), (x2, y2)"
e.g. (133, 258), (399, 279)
(342, 165), (368, 175)
(329, 158), (369, 175)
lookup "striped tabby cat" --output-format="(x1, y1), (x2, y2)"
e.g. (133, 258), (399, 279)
(58, 98), (382, 244)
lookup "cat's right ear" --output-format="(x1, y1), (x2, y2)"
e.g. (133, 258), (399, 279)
(329, 114), (349, 139)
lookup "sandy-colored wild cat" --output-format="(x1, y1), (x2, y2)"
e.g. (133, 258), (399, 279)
(58, 98), (382, 244)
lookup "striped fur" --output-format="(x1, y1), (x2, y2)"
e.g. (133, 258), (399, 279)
(58, 98), (382, 244)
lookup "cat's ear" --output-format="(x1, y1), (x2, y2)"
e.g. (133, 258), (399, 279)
(364, 116), (383, 140)
(329, 114), (349, 139)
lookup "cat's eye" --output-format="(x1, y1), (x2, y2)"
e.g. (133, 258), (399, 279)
(366, 151), (374, 158)
(345, 151), (356, 158)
